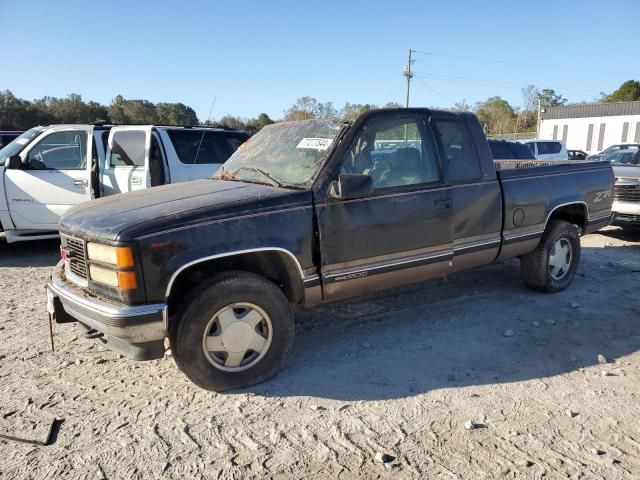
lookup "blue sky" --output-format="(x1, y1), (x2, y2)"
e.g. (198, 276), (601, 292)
(1, 0), (638, 121)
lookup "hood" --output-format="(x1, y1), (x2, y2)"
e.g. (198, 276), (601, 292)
(613, 165), (640, 181)
(60, 179), (311, 242)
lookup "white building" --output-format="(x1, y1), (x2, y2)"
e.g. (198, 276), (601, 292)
(539, 100), (640, 153)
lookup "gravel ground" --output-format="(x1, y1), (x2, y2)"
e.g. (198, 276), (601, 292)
(0, 226), (639, 479)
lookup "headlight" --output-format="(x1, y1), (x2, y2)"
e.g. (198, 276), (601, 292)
(87, 243), (137, 290)
(87, 243), (134, 268)
(89, 265), (119, 287)
(88, 265), (138, 290)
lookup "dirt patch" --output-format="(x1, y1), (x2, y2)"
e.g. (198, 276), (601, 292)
(1, 228), (639, 478)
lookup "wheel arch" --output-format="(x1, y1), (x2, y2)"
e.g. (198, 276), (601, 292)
(166, 248), (306, 320)
(545, 201), (588, 232)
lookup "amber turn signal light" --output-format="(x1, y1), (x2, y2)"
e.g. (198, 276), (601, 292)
(117, 271), (138, 290)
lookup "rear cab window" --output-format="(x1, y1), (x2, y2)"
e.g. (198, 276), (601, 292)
(432, 119), (481, 182)
(167, 130), (247, 165)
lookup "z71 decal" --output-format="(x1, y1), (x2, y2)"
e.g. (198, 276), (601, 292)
(593, 189), (612, 203)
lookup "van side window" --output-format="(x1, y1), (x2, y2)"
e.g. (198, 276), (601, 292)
(340, 116), (441, 190)
(26, 131), (87, 170)
(432, 119), (481, 182)
(167, 130), (247, 165)
(536, 141), (562, 155)
(110, 131), (145, 167)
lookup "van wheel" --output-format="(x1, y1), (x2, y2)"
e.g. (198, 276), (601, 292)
(520, 219), (581, 293)
(170, 271), (295, 391)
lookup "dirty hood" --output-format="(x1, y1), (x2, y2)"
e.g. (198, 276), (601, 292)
(60, 179), (311, 242)
(613, 165), (640, 180)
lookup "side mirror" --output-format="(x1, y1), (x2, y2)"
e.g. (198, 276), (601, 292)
(329, 173), (373, 200)
(5, 154), (23, 170)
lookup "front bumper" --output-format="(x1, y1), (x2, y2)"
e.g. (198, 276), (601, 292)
(612, 200), (640, 216)
(612, 200), (640, 224)
(47, 261), (166, 360)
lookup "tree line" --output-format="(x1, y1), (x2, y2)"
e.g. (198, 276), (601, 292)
(1, 80), (638, 136)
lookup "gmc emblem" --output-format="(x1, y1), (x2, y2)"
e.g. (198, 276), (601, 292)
(60, 247), (73, 261)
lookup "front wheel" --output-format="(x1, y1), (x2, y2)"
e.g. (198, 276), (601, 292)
(170, 271), (295, 391)
(520, 219), (581, 293)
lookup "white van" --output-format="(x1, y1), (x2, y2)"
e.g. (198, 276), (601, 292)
(0, 124), (247, 243)
(519, 140), (568, 161)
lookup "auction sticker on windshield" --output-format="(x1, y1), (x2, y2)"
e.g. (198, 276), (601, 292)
(297, 138), (333, 150)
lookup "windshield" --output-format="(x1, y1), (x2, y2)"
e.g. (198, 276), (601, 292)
(607, 150), (638, 165)
(602, 144), (639, 155)
(0, 127), (44, 164)
(215, 119), (344, 188)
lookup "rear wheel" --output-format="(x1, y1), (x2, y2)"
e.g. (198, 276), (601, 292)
(520, 219), (581, 293)
(170, 271), (295, 391)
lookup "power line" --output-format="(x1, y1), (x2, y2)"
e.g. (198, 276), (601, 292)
(413, 72), (602, 95)
(414, 77), (457, 103)
(411, 50), (638, 76)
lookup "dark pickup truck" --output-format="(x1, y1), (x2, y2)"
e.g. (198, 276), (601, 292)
(47, 108), (614, 391)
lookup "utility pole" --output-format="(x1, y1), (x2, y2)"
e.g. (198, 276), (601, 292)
(536, 99), (541, 139)
(404, 48), (414, 108)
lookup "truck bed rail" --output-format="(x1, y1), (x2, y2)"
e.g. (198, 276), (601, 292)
(494, 159), (597, 170)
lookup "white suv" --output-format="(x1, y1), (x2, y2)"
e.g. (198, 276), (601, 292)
(520, 140), (568, 160)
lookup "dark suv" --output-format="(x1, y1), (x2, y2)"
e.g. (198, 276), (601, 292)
(488, 139), (535, 160)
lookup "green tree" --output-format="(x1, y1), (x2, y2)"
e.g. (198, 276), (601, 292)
(536, 88), (567, 107)
(603, 80), (640, 103)
(107, 96), (158, 124)
(284, 96), (320, 121)
(246, 113), (274, 132)
(340, 102), (376, 122)
(474, 96), (517, 135)
(156, 102), (198, 125)
(216, 115), (247, 129)
(46, 94), (108, 123)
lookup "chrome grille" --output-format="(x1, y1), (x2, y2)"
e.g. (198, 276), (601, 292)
(65, 236), (88, 279)
(614, 184), (640, 202)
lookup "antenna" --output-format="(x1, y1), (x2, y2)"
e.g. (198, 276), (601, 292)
(194, 97), (216, 164)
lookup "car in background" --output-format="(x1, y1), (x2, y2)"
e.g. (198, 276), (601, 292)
(568, 149), (587, 160)
(520, 140), (568, 160)
(587, 143), (640, 161)
(603, 150), (637, 165)
(0, 131), (23, 148)
(0, 124), (247, 243)
(611, 150), (640, 224)
(488, 139), (536, 160)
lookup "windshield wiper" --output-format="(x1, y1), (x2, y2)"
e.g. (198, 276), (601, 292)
(232, 166), (286, 188)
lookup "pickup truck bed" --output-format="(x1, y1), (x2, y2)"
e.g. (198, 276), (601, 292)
(495, 160), (613, 260)
(47, 108), (614, 391)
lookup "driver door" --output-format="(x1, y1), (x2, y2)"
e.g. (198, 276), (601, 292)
(101, 126), (152, 196)
(4, 127), (93, 231)
(316, 112), (454, 301)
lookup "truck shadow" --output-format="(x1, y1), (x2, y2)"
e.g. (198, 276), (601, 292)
(0, 236), (60, 268)
(251, 242), (640, 401)
(599, 224), (640, 244)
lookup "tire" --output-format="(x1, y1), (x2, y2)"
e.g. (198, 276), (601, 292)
(520, 219), (581, 293)
(169, 271), (295, 392)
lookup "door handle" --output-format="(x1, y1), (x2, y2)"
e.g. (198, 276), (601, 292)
(72, 179), (88, 187)
(435, 199), (452, 209)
